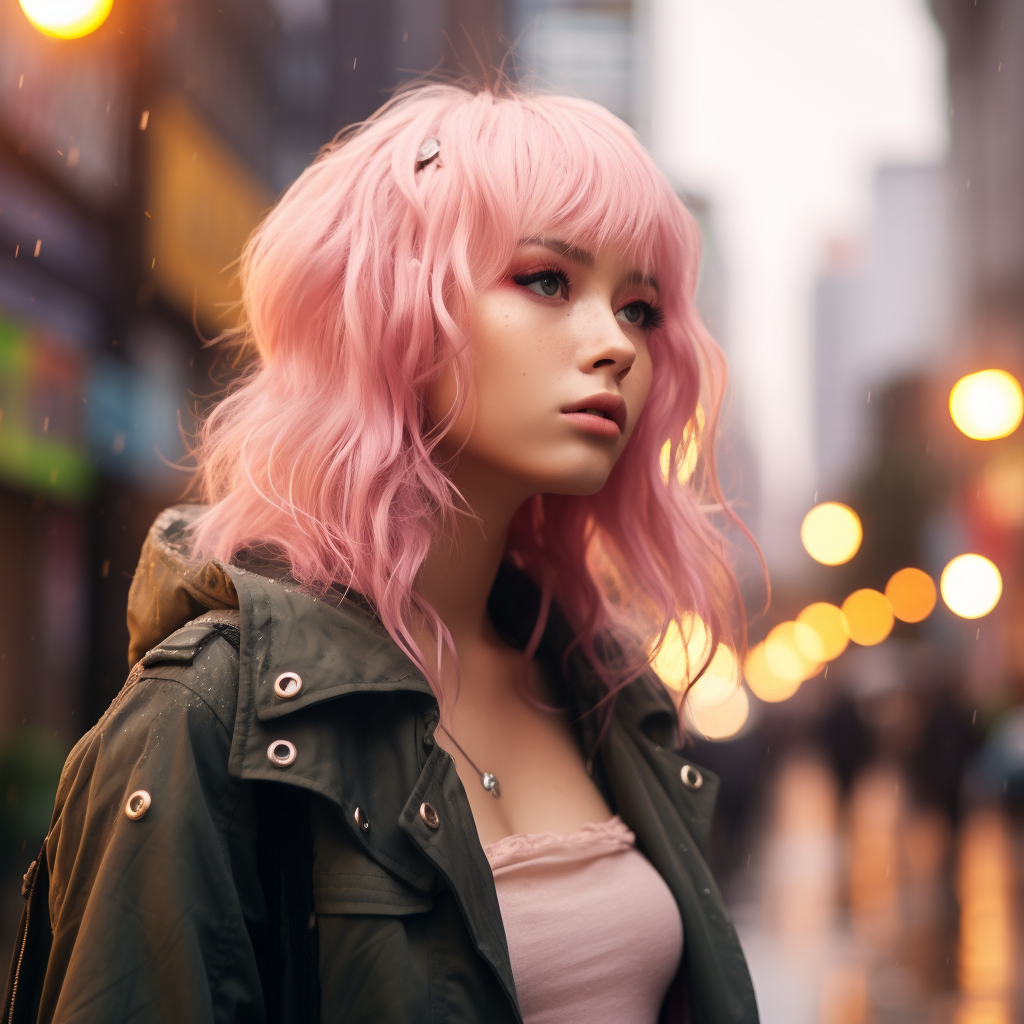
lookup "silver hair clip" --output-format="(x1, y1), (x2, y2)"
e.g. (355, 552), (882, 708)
(415, 136), (440, 170)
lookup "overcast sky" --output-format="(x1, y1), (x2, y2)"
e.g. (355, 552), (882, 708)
(646, 0), (948, 570)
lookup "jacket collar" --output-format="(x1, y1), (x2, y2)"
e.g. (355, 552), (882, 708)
(224, 556), (679, 743)
(222, 559), (716, 842)
(226, 564), (434, 726)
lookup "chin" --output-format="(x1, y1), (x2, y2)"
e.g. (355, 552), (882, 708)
(537, 465), (613, 497)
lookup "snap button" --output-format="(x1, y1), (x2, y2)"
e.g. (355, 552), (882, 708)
(273, 671), (302, 699)
(419, 801), (439, 830)
(125, 789), (152, 820)
(267, 739), (297, 767)
(680, 764), (703, 790)
(354, 807), (369, 832)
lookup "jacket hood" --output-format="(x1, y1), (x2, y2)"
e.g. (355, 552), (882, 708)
(126, 505), (240, 668)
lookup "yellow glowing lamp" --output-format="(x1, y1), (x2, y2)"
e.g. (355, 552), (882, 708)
(801, 502), (863, 566)
(885, 568), (937, 623)
(19, 0), (112, 38)
(841, 589), (894, 646)
(744, 642), (802, 703)
(796, 602), (850, 661)
(940, 554), (1002, 619)
(686, 685), (749, 741)
(949, 369), (1024, 440)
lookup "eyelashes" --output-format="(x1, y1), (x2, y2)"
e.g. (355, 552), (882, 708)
(634, 303), (665, 331)
(511, 266), (665, 331)
(512, 268), (570, 299)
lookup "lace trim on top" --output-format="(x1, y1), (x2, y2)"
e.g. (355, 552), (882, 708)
(484, 815), (635, 872)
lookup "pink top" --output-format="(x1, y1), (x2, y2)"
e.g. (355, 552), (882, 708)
(484, 816), (683, 1024)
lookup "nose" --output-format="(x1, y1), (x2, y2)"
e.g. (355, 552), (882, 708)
(577, 305), (637, 382)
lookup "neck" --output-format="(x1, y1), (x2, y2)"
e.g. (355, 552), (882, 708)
(414, 455), (533, 654)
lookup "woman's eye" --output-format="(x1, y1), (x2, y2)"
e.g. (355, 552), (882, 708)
(619, 302), (645, 325)
(617, 301), (663, 330)
(528, 273), (562, 297)
(514, 271), (566, 298)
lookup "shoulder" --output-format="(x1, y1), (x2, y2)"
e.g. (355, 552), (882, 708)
(54, 616), (243, 833)
(119, 612), (242, 733)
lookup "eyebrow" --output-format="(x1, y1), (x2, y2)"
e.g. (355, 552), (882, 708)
(519, 236), (658, 291)
(626, 268), (659, 291)
(521, 236), (595, 266)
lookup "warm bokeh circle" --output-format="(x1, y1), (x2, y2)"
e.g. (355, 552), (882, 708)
(885, 568), (937, 623)
(18, 0), (113, 38)
(841, 589), (895, 646)
(801, 502), (863, 565)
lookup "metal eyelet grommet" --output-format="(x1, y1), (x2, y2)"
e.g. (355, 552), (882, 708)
(354, 807), (370, 832)
(125, 790), (152, 820)
(419, 801), (440, 830)
(273, 671), (302, 699)
(680, 764), (703, 790)
(267, 740), (297, 768)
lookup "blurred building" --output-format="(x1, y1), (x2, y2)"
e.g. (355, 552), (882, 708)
(814, 164), (954, 498)
(932, 0), (1024, 353)
(509, 0), (638, 126)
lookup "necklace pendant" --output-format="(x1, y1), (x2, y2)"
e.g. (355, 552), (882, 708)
(481, 772), (501, 798)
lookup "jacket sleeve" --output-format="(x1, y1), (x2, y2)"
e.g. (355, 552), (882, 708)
(37, 637), (268, 1024)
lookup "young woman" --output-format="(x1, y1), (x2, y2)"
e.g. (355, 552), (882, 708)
(5, 81), (759, 1024)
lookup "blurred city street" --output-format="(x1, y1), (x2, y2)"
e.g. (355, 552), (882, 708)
(3, 1), (1024, 1021)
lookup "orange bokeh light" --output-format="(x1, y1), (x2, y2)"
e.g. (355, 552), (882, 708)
(885, 568), (937, 623)
(795, 602), (850, 661)
(841, 589), (895, 646)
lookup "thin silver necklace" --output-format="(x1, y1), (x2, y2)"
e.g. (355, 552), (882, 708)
(437, 724), (501, 798)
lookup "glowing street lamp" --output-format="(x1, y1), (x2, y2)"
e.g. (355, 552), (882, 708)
(801, 501), (863, 566)
(940, 554), (1002, 619)
(19, 0), (112, 38)
(949, 369), (1024, 441)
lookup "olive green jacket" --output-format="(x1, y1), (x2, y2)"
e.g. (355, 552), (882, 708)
(5, 506), (758, 1024)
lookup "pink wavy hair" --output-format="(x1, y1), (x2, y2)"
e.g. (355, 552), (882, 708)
(190, 80), (749, 720)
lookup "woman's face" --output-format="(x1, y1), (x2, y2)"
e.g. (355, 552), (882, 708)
(429, 237), (659, 500)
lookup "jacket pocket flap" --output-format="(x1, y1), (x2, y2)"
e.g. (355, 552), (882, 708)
(313, 871), (433, 915)
(312, 795), (434, 916)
